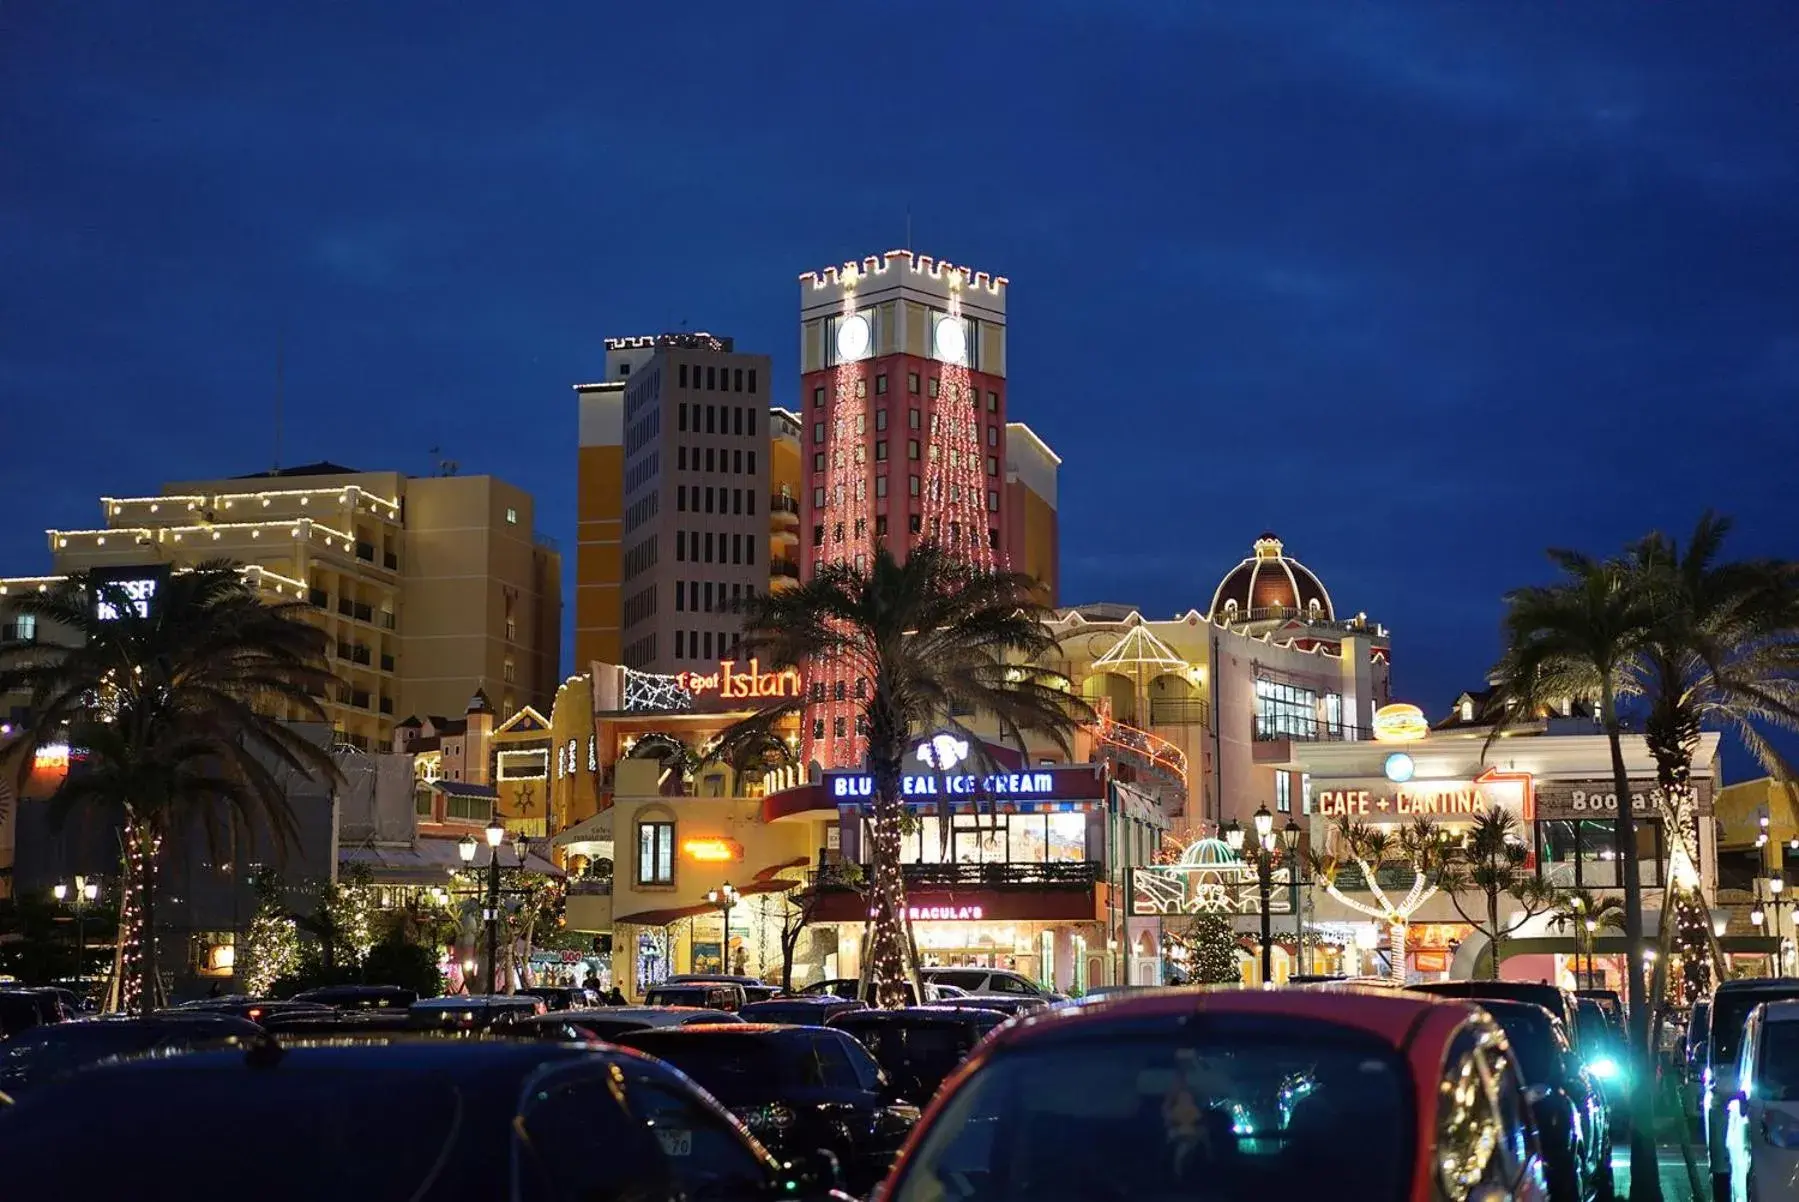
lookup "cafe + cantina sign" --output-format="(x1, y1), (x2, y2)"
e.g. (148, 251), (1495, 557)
(1313, 768), (1534, 822)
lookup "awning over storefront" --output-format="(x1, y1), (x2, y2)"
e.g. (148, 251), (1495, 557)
(430, 780), (499, 802)
(340, 837), (564, 883)
(551, 809), (614, 847)
(613, 857), (807, 927)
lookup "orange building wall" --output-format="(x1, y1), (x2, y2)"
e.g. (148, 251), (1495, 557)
(1005, 480), (1058, 605)
(576, 444), (623, 668)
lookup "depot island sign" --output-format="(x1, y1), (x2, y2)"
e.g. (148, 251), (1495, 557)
(673, 659), (801, 702)
(1314, 768), (1534, 822)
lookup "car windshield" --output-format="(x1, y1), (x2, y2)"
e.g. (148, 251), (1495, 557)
(634, 1038), (788, 1101)
(891, 1025), (1411, 1202)
(1577, 1007), (1614, 1051)
(1759, 1022), (1799, 1101)
(1715, 989), (1799, 1068)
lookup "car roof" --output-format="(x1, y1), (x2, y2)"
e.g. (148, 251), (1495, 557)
(410, 996), (536, 1009)
(830, 1006), (998, 1024)
(562, 1006), (723, 1019)
(1718, 977), (1799, 994)
(1754, 999), (1799, 1023)
(985, 985), (1467, 1052)
(619, 1023), (815, 1038)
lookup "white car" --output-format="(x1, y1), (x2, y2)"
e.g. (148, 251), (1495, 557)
(1726, 998), (1799, 1202)
(919, 967), (1064, 1001)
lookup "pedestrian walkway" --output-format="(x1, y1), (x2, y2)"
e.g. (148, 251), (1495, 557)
(1612, 1145), (1702, 1202)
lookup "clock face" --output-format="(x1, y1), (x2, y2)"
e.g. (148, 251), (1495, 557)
(835, 314), (871, 363)
(933, 314), (968, 365)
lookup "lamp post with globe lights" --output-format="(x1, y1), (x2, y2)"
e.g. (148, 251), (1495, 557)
(1226, 805), (1284, 983)
(705, 882), (740, 974)
(52, 876), (100, 988)
(459, 821), (535, 995)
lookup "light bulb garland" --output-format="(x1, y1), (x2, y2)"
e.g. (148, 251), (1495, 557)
(240, 885), (300, 995)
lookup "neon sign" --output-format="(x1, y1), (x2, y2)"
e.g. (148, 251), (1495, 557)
(830, 771), (1056, 800)
(674, 658), (801, 702)
(908, 905), (983, 921)
(1311, 768), (1534, 822)
(94, 578), (159, 621)
(682, 838), (744, 863)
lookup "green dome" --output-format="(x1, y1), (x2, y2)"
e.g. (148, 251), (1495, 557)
(1180, 837), (1241, 867)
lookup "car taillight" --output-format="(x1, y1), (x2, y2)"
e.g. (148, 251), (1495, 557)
(1764, 1111), (1799, 1150)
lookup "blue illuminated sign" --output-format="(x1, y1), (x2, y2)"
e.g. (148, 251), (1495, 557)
(829, 771), (1057, 800)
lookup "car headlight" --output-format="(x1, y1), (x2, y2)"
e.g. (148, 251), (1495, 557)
(1586, 1057), (1623, 1082)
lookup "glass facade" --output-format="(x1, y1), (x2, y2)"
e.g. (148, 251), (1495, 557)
(1254, 678), (1317, 738)
(870, 812), (1090, 864)
(1536, 817), (1662, 888)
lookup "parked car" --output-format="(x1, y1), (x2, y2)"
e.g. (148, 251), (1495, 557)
(406, 995), (545, 1033)
(288, 984), (418, 1010)
(1722, 998), (1799, 1202)
(802, 979), (964, 1005)
(0, 1013), (262, 1096)
(162, 999), (334, 1025)
(1464, 998), (1612, 1202)
(877, 987), (1551, 1202)
(1688, 999), (1714, 1084)
(742, 997), (866, 1026)
(1575, 996), (1629, 1123)
(937, 995), (1049, 1018)
(513, 1006), (745, 1042)
(259, 1010), (413, 1036)
(827, 1006), (1008, 1103)
(1408, 981), (1587, 1053)
(616, 1023), (921, 1193)
(1703, 980), (1799, 1202)
(0, 1038), (854, 1200)
(667, 974), (784, 1003)
(520, 985), (602, 1012)
(1575, 989), (1624, 1019)
(918, 967), (1064, 1001)
(0, 989), (66, 1038)
(644, 982), (747, 1011)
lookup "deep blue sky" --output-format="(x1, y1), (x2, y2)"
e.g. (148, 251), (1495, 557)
(4, 3), (1797, 745)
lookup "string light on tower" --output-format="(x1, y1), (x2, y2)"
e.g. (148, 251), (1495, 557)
(803, 267), (876, 768)
(921, 273), (997, 572)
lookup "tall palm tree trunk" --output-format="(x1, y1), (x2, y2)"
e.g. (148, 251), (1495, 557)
(1604, 689), (1661, 1202)
(865, 700), (913, 1008)
(1487, 889), (1502, 980)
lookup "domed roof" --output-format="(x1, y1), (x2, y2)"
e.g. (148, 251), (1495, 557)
(1208, 533), (1335, 623)
(1179, 837), (1241, 867)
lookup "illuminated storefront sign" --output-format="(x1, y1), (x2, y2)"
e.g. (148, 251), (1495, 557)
(33, 744), (71, 771)
(674, 659), (801, 701)
(1312, 768), (1534, 822)
(907, 905), (984, 921)
(681, 838), (744, 863)
(89, 565), (170, 623)
(830, 771), (1057, 800)
(1371, 703), (1429, 744)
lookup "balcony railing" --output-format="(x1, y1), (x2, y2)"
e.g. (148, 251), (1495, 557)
(770, 494), (800, 516)
(1149, 698), (1211, 727)
(1252, 719), (1373, 743)
(811, 860), (1101, 892)
(568, 878), (614, 896)
(770, 558), (800, 580)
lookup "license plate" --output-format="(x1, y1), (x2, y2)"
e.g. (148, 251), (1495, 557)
(656, 1129), (693, 1157)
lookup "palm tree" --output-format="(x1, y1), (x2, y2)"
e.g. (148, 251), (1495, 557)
(1626, 513), (1799, 1003)
(0, 562), (340, 1012)
(724, 541), (1091, 1006)
(1312, 818), (1449, 985)
(1491, 549), (1661, 1200)
(1551, 888), (1626, 988)
(1439, 809), (1560, 978)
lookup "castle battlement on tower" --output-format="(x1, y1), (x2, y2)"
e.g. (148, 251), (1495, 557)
(798, 250), (1007, 320)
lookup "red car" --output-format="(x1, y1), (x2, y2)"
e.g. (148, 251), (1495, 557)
(873, 986), (1552, 1202)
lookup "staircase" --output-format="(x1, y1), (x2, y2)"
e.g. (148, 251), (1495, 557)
(1087, 708), (1189, 802)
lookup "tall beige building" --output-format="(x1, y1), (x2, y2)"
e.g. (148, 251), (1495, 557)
(38, 463), (561, 749)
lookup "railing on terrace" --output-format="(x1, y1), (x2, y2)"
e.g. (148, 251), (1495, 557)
(1252, 719), (1374, 743)
(811, 860), (1101, 892)
(568, 878), (613, 896)
(769, 494), (800, 516)
(1325, 865), (1430, 892)
(1148, 698), (1211, 727)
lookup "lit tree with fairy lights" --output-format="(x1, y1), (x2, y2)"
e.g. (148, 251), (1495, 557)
(239, 872), (300, 996)
(1312, 818), (1450, 985)
(717, 543), (1090, 1006)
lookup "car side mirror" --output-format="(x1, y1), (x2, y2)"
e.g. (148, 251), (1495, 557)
(771, 1148), (843, 1199)
(1689, 1039), (1708, 1065)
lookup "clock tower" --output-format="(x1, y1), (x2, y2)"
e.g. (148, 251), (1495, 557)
(795, 250), (1011, 765)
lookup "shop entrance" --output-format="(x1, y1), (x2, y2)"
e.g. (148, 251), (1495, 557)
(910, 920), (1045, 979)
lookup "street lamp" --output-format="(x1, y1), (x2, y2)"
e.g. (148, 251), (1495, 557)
(705, 881), (740, 974)
(483, 817), (506, 996)
(1584, 918), (1597, 990)
(1281, 818), (1303, 974)
(1249, 805), (1276, 984)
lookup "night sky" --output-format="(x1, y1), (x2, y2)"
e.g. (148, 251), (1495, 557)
(5, 3), (1797, 756)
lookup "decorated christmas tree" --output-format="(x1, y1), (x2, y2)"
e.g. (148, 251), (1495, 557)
(239, 873), (300, 996)
(1185, 911), (1242, 984)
